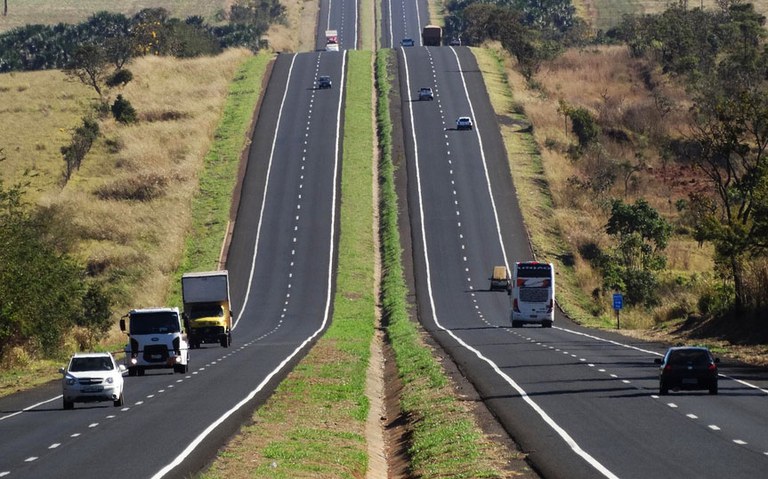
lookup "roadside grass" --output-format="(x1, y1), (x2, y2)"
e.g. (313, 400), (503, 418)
(0, 0), (232, 33)
(377, 49), (526, 477)
(200, 50), (375, 478)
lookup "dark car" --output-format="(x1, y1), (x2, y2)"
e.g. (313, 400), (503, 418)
(655, 346), (719, 395)
(317, 75), (332, 89)
(418, 87), (434, 101)
(449, 38), (461, 46)
(400, 38), (415, 47)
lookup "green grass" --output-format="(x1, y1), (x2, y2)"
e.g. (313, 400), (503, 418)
(0, 0), (232, 33)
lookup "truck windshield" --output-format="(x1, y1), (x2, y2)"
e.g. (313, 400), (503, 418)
(190, 305), (224, 319)
(130, 312), (180, 334)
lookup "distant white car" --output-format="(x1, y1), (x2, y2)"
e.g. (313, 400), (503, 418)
(456, 116), (473, 130)
(60, 352), (126, 409)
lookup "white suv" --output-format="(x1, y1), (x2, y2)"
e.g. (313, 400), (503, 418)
(60, 352), (126, 409)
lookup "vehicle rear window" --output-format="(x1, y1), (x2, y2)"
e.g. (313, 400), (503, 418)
(668, 350), (709, 365)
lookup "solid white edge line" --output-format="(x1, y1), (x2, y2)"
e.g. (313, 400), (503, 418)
(401, 48), (619, 479)
(151, 51), (347, 479)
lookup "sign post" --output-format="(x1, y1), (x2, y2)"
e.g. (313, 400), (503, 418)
(612, 292), (623, 329)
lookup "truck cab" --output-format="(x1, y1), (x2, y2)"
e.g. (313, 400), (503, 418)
(120, 307), (189, 376)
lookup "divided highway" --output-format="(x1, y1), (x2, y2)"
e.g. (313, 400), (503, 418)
(396, 40), (768, 479)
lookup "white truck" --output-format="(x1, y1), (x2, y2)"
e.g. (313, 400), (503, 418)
(120, 307), (189, 376)
(325, 29), (339, 51)
(182, 270), (233, 349)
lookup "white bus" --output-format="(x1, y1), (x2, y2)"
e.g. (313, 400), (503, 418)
(510, 261), (555, 328)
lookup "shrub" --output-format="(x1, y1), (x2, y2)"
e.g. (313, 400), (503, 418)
(111, 94), (137, 124)
(94, 173), (168, 201)
(106, 68), (133, 88)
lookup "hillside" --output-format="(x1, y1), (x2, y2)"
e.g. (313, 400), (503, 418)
(0, 0), (234, 33)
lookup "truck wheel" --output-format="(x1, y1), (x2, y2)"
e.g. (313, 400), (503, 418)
(542, 320), (553, 328)
(63, 399), (74, 410)
(220, 335), (229, 348)
(114, 393), (124, 407)
(137, 367), (145, 377)
(511, 320), (521, 328)
(128, 367), (137, 377)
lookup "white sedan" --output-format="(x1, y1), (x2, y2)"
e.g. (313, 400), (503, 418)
(456, 116), (473, 130)
(60, 352), (126, 409)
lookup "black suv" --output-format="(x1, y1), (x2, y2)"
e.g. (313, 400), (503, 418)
(655, 346), (720, 395)
(418, 87), (433, 101)
(317, 75), (332, 89)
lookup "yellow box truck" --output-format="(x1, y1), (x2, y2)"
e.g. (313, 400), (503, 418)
(182, 271), (233, 348)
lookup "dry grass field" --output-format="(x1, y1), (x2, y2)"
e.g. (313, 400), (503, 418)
(0, 0), (236, 33)
(0, 49), (254, 351)
(574, 0), (768, 32)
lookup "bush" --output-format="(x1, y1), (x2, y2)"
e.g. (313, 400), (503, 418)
(106, 68), (133, 88)
(111, 94), (137, 124)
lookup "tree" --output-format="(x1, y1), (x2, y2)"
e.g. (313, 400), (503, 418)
(602, 199), (671, 307)
(0, 175), (86, 358)
(64, 44), (110, 100)
(686, 82), (768, 311)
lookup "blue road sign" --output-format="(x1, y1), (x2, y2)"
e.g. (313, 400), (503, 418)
(613, 293), (623, 310)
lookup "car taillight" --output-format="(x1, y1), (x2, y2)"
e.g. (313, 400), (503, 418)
(513, 299), (520, 312)
(664, 365), (672, 371)
(708, 363), (717, 372)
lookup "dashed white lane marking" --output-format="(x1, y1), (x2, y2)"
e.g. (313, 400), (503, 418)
(686, 414), (698, 419)
(106, 415), (116, 419)
(70, 433), (80, 438)
(88, 423), (98, 428)
(24, 457), (37, 462)
(0, 471), (10, 476)
(708, 425), (721, 431)
(49, 443), (61, 449)
(733, 439), (747, 445)
(667, 403), (678, 408)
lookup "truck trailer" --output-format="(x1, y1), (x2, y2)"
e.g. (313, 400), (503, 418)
(182, 270), (233, 348)
(120, 307), (189, 376)
(422, 25), (442, 46)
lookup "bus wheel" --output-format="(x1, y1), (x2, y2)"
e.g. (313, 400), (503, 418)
(542, 321), (553, 328)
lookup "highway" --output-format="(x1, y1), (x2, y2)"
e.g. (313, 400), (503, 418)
(394, 34), (768, 479)
(0, 43), (347, 479)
